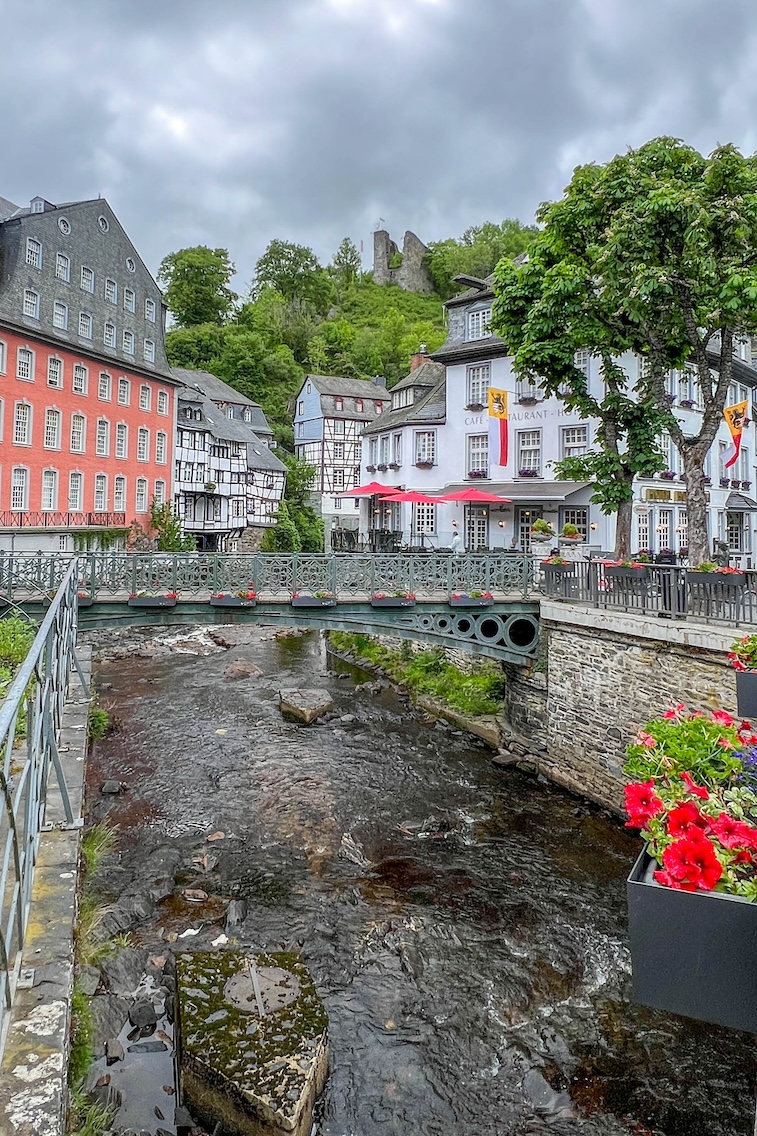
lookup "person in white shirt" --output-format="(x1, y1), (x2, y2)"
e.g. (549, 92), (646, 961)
(450, 530), (463, 556)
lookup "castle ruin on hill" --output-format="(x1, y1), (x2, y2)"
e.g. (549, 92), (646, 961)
(372, 229), (434, 293)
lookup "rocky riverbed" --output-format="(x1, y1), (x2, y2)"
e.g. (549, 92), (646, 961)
(79, 625), (757, 1136)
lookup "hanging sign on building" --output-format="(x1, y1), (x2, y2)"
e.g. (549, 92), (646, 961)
(723, 400), (749, 468)
(488, 389), (509, 466)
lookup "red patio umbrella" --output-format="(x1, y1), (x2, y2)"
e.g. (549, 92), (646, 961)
(438, 488), (511, 503)
(379, 490), (443, 504)
(338, 480), (400, 497)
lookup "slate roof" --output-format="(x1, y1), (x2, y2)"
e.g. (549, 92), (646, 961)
(445, 274), (496, 307)
(0, 197), (19, 222)
(391, 360), (444, 392)
(724, 491), (757, 511)
(362, 366), (446, 436)
(430, 337), (510, 365)
(306, 373), (387, 398)
(178, 390), (286, 474)
(172, 368), (273, 436)
(703, 351), (757, 387)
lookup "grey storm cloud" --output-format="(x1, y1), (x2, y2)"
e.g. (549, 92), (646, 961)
(2, 0), (757, 288)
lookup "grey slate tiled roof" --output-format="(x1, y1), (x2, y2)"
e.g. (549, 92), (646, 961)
(363, 368), (446, 435)
(178, 391), (286, 473)
(307, 373), (387, 398)
(391, 360), (443, 392)
(0, 197), (19, 222)
(172, 367), (273, 436)
(430, 337), (510, 365)
(445, 274), (496, 307)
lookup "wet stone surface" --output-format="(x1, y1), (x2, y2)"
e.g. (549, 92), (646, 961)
(86, 626), (757, 1136)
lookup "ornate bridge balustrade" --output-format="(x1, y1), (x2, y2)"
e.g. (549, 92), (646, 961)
(0, 552), (534, 602)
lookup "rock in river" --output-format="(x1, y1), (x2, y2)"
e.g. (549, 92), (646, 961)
(278, 690), (333, 724)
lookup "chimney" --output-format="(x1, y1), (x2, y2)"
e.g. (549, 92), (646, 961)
(371, 374), (387, 388)
(409, 343), (428, 372)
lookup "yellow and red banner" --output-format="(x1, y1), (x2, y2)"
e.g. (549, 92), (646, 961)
(488, 389), (509, 467)
(723, 400), (748, 469)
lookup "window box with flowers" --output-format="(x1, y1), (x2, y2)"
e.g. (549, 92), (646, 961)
(731, 479), (742, 489)
(542, 556), (576, 600)
(659, 470), (676, 481)
(448, 590), (494, 608)
(377, 463), (388, 471)
(467, 469), (488, 479)
(518, 468), (538, 478)
(720, 477), (730, 488)
(465, 402), (485, 412)
(687, 563), (746, 588)
(388, 462), (400, 471)
(679, 398), (695, 409)
(291, 591), (337, 608)
(729, 634), (757, 718)
(209, 590), (257, 608)
(365, 465), (376, 473)
(128, 592), (178, 608)
(742, 480), (752, 490)
(517, 394), (538, 406)
(603, 559), (648, 580)
(414, 460), (434, 469)
(542, 555), (574, 575)
(77, 591), (93, 608)
(370, 591), (416, 608)
(625, 705), (757, 1032)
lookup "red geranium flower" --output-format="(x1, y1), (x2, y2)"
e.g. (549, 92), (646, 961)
(663, 703), (686, 720)
(680, 771), (709, 800)
(624, 780), (664, 828)
(653, 868), (698, 891)
(663, 836), (722, 891)
(711, 710), (736, 727)
(666, 801), (709, 840)
(710, 813), (757, 850)
(634, 730), (657, 748)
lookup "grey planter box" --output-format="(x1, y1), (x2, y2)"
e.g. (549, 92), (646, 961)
(736, 671), (757, 718)
(687, 571), (746, 588)
(370, 596), (416, 608)
(605, 566), (647, 580)
(76, 596), (94, 608)
(627, 848), (757, 1033)
(127, 596), (177, 608)
(209, 596), (257, 608)
(290, 596), (336, 608)
(448, 595), (494, 607)
(543, 563), (574, 575)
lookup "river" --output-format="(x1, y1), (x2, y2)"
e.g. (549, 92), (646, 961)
(87, 626), (757, 1136)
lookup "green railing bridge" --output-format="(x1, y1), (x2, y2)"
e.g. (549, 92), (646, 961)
(0, 552), (540, 664)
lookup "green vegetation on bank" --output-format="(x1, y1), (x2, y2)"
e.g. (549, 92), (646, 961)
(329, 633), (503, 717)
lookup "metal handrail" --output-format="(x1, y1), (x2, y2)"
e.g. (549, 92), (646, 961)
(0, 552), (536, 602)
(0, 560), (82, 1051)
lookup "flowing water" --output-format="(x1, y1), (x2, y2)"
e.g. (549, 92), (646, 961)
(89, 627), (757, 1136)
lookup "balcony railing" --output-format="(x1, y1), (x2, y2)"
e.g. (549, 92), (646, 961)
(0, 512), (127, 529)
(542, 560), (757, 625)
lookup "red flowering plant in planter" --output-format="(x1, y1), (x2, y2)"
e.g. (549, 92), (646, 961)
(624, 705), (757, 898)
(728, 634), (757, 672)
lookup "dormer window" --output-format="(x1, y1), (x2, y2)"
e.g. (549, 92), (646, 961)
(334, 397), (344, 411)
(355, 398), (363, 412)
(375, 402), (383, 415)
(391, 389), (413, 410)
(467, 308), (492, 341)
(30, 198), (44, 214)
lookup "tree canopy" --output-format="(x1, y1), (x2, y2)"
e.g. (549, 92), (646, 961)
(427, 220), (539, 299)
(253, 239), (333, 313)
(492, 138), (757, 564)
(158, 246), (238, 327)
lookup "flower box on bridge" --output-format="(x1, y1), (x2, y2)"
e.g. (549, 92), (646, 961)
(370, 594), (416, 608)
(291, 594), (337, 608)
(209, 594), (257, 608)
(76, 594), (94, 608)
(448, 592), (494, 608)
(627, 847), (757, 1033)
(604, 566), (648, 581)
(128, 594), (178, 608)
(687, 571), (746, 588)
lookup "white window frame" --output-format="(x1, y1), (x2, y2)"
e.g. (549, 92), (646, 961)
(466, 364), (491, 405)
(16, 348), (33, 381)
(154, 479), (166, 505)
(23, 289), (40, 319)
(156, 430), (167, 464)
(44, 408), (61, 449)
(11, 467), (28, 511)
(72, 363), (87, 394)
(68, 471), (83, 511)
(81, 266), (95, 293)
(414, 430), (436, 465)
(0, 341), (6, 374)
(466, 307), (492, 342)
(144, 298), (156, 322)
(104, 278), (118, 304)
(94, 473), (107, 511)
(13, 403), (31, 446)
(124, 288), (135, 313)
(115, 422), (128, 459)
(137, 427), (149, 462)
(143, 339), (155, 363)
(53, 301), (68, 330)
(113, 475), (126, 512)
(414, 503), (436, 534)
(70, 413), (85, 453)
(117, 377), (130, 405)
(466, 433), (488, 474)
(104, 321), (117, 349)
(157, 390), (168, 415)
(139, 385), (151, 411)
(98, 372), (112, 400)
(96, 418), (109, 457)
(41, 469), (58, 511)
(561, 425), (588, 459)
(55, 253), (70, 282)
(135, 477), (148, 513)
(47, 356), (63, 388)
(79, 311), (93, 339)
(25, 238), (41, 268)
(517, 429), (542, 475)
(123, 329), (135, 354)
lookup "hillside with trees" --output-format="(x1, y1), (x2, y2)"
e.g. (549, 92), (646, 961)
(160, 221), (536, 452)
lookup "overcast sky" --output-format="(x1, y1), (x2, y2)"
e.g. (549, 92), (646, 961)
(3, 0), (757, 291)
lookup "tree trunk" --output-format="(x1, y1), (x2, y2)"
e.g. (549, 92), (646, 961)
(615, 496), (633, 559)
(683, 452), (711, 566)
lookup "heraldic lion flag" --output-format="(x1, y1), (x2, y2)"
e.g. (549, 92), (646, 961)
(723, 400), (749, 469)
(488, 388), (509, 467)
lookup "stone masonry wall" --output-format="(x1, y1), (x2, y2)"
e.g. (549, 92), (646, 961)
(541, 603), (741, 814)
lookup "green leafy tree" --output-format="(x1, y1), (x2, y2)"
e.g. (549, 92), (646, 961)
(158, 246), (238, 327)
(427, 220), (539, 299)
(150, 501), (195, 551)
(331, 237), (362, 288)
(260, 500), (301, 552)
(493, 138), (757, 564)
(281, 454), (324, 552)
(253, 240), (333, 313)
(164, 323), (227, 369)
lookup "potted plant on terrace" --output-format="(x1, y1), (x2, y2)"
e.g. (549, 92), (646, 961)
(625, 704), (757, 1032)
(128, 591), (178, 608)
(209, 590), (257, 608)
(560, 523), (582, 542)
(729, 634), (757, 718)
(291, 591), (337, 608)
(448, 589), (494, 608)
(529, 518), (554, 543)
(542, 554), (573, 574)
(687, 562), (746, 588)
(370, 590), (416, 608)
